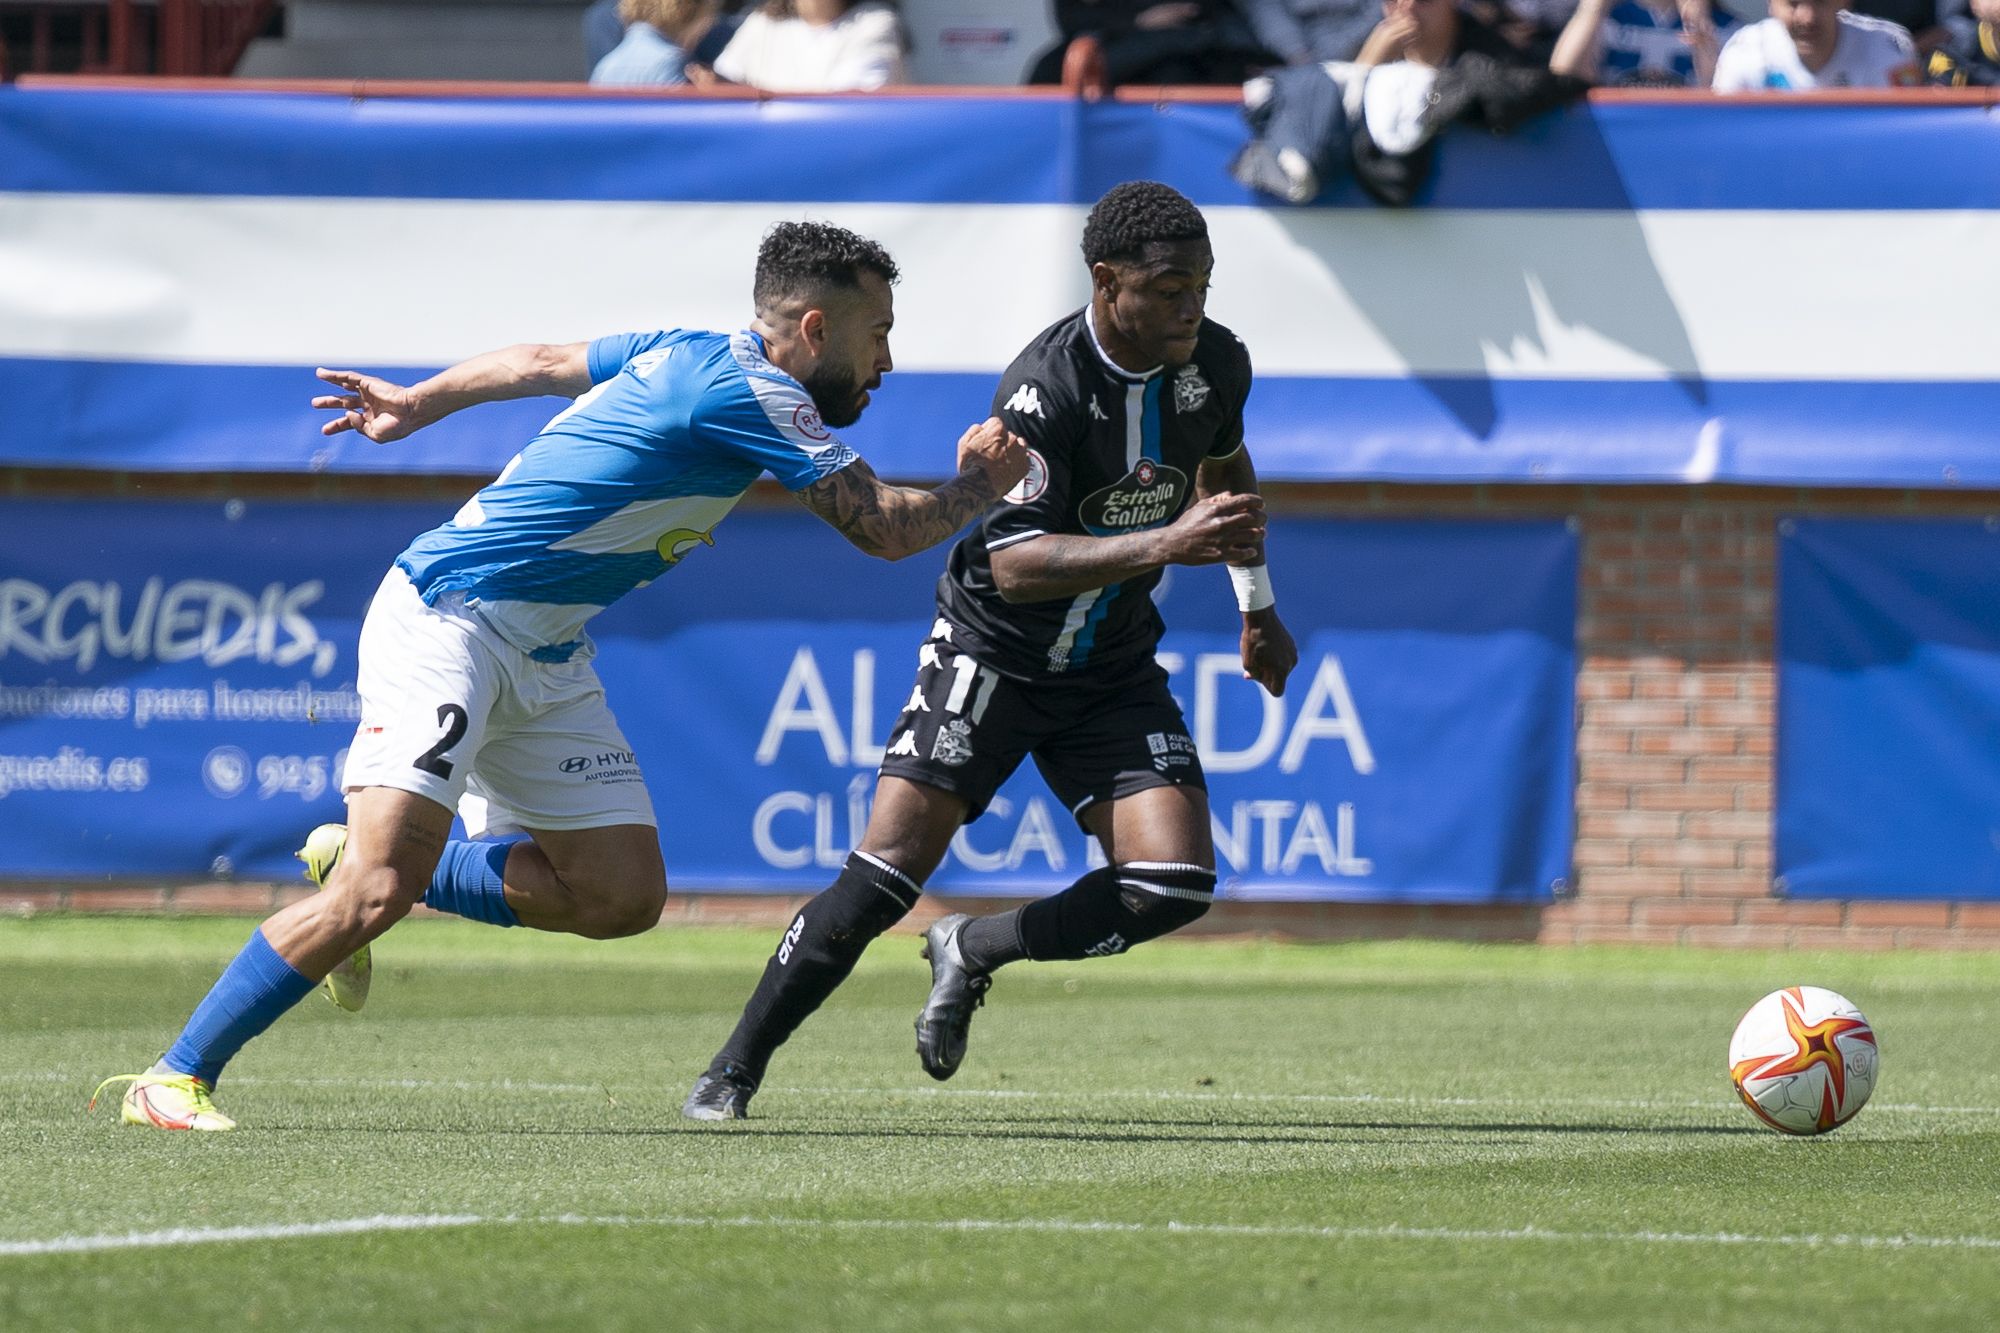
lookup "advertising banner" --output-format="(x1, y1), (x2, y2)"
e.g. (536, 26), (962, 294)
(3, 87), (1996, 486)
(1777, 518), (2000, 900)
(1, 501), (1574, 901)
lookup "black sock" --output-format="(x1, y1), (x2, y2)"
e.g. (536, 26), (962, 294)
(1010, 863), (1216, 963)
(709, 851), (920, 1085)
(957, 907), (1030, 972)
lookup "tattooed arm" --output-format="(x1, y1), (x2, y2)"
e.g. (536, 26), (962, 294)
(796, 419), (1028, 562)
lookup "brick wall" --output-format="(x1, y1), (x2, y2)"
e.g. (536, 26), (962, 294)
(7, 470), (1999, 949)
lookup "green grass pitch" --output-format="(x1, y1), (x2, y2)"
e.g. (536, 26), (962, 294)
(4, 916), (1998, 1330)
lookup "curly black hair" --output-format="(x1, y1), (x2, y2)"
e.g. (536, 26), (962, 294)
(1080, 181), (1209, 268)
(753, 221), (900, 315)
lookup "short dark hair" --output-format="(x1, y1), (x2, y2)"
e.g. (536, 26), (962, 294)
(1081, 181), (1208, 268)
(753, 221), (899, 315)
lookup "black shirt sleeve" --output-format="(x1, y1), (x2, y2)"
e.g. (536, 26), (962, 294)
(983, 352), (1086, 548)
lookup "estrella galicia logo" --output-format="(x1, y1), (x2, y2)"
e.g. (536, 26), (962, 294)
(559, 756), (593, 774)
(1078, 461), (1187, 535)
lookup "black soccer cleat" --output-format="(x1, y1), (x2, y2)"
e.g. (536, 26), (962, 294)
(915, 913), (992, 1082)
(681, 1065), (757, 1121)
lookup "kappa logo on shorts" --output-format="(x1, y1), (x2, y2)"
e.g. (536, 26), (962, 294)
(886, 731), (920, 757)
(930, 718), (975, 767)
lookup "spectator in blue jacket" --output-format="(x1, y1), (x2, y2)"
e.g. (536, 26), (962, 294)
(592, 0), (734, 85)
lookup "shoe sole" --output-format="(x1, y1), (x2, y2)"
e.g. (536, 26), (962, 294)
(297, 824), (371, 1013)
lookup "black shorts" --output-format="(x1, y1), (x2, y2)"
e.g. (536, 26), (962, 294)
(876, 627), (1206, 828)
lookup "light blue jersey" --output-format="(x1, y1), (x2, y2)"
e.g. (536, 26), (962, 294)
(396, 329), (856, 661)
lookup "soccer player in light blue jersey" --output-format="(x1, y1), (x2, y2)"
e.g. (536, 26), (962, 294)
(93, 221), (1028, 1131)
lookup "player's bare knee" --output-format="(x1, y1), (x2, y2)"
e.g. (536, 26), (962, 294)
(339, 868), (423, 937)
(575, 878), (667, 939)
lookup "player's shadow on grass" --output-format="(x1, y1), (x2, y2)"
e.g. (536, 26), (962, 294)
(271, 1119), (1760, 1142)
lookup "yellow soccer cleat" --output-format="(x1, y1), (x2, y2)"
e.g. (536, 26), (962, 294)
(90, 1072), (237, 1132)
(297, 822), (372, 1012)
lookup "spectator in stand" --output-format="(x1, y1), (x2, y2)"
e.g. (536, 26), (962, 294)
(591, 0), (735, 85)
(1850, 0), (1965, 54)
(1239, 0), (1382, 63)
(1927, 0), (1998, 78)
(1711, 0), (1921, 86)
(1350, 0), (1610, 159)
(690, 0), (905, 90)
(585, 0), (630, 69)
(1026, 0), (1277, 86)
(1590, 0), (1741, 85)
(1231, 0), (1608, 205)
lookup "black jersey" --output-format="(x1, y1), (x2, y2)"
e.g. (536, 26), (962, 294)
(935, 307), (1253, 681)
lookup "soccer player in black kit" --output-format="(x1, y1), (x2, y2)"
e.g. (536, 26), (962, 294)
(685, 181), (1298, 1120)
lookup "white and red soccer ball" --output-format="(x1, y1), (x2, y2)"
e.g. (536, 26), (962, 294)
(1728, 986), (1878, 1135)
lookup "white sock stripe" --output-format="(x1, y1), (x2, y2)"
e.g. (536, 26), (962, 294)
(9, 1211), (2000, 1258)
(1118, 861), (1212, 875)
(853, 851), (922, 902)
(1116, 878), (1215, 903)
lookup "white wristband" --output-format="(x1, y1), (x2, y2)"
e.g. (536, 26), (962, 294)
(1228, 564), (1275, 614)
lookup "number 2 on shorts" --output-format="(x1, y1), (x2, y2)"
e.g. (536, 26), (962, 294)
(414, 703), (469, 779)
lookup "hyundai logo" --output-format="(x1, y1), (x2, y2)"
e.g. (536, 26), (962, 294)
(559, 756), (592, 773)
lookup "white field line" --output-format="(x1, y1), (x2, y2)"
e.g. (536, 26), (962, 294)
(11, 1070), (1999, 1117)
(6, 1211), (2000, 1259)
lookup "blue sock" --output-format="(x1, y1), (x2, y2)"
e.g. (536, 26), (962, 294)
(423, 840), (519, 927)
(161, 929), (317, 1087)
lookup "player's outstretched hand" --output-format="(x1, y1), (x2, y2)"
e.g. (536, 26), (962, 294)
(312, 369), (424, 442)
(1161, 491), (1266, 566)
(956, 417), (1031, 497)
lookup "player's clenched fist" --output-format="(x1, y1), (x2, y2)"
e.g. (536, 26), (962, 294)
(1160, 491), (1265, 566)
(312, 368), (424, 442)
(955, 416), (1031, 496)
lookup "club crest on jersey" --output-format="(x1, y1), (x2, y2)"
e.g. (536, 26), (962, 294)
(1173, 364), (1211, 414)
(1078, 461), (1187, 535)
(1004, 447), (1049, 505)
(931, 718), (975, 767)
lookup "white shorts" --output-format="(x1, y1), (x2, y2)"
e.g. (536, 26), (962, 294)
(341, 568), (657, 837)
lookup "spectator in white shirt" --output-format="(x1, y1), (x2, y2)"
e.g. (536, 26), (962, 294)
(691, 0), (906, 91)
(1712, 0), (1922, 86)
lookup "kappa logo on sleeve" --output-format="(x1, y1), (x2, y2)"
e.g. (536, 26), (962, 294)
(1003, 384), (1044, 418)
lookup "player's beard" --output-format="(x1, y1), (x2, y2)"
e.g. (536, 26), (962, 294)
(802, 363), (869, 428)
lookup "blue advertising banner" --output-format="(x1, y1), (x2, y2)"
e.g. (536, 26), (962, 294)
(0, 498), (438, 879)
(2, 86), (1995, 487)
(1, 501), (1575, 902)
(1777, 518), (2000, 901)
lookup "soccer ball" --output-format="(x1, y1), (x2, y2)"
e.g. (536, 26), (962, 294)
(1727, 986), (1878, 1135)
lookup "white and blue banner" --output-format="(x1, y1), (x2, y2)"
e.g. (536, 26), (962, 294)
(0, 500), (1574, 901)
(1777, 518), (2000, 901)
(2, 87), (1995, 485)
